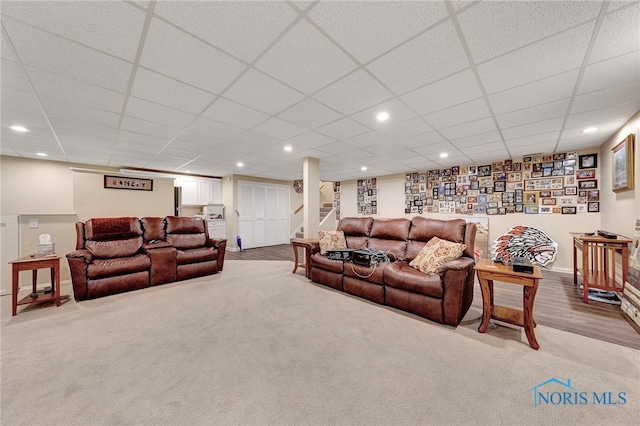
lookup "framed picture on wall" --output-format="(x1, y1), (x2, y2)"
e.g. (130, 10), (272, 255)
(579, 153), (598, 169)
(612, 133), (635, 192)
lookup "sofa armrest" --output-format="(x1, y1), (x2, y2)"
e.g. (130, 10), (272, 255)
(66, 249), (93, 263)
(307, 241), (320, 255)
(206, 238), (227, 249)
(438, 257), (476, 327)
(66, 249), (92, 301)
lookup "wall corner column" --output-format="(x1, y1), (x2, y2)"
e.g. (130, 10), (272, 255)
(303, 157), (320, 238)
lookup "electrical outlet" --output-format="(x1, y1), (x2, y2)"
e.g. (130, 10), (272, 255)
(29, 219), (38, 229)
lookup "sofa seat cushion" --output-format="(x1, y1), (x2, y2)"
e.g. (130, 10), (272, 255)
(87, 254), (151, 279)
(343, 260), (388, 285)
(176, 247), (218, 265)
(384, 262), (443, 299)
(310, 253), (343, 273)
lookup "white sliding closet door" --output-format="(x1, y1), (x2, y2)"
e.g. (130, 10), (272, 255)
(238, 181), (289, 249)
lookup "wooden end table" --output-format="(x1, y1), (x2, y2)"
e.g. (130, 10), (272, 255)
(10, 254), (61, 316)
(291, 238), (318, 278)
(474, 258), (543, 350)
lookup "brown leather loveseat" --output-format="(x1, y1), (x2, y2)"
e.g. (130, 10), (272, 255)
(67, 216), (226, 301)
(307, 217), (476, 327)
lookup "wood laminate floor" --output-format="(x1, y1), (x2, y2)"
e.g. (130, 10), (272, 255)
(226, 244), (640, 349)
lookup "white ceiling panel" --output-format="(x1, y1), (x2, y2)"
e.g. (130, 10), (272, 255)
(1, 1), (637, 181)
(255, 19), (357, 94)
(316, 118), (370, 140)
(368, 20), (469, 94)
(140, 18), (246, 94)
(153, 1), (298, 63)
(402, 70), (484, 116)
(579, 52), (640, 94)
(509, 142), (557, 157)
(309, 1), (448, 64)
(252, 117), (306, 140)
(460, 1), (600, 64)
(477, 22), (595, 94)
(130, 68), (215, 114)
(277, 98), (343, 130)
(224, 69), (305, 115)
(1, 0), (145, 61)
(2, 18), (132, 92)
(589, 3), (640, 63)
(202, 98), (270, 130)
(488, 70), (580, 115)
(313, 70), (394, 116)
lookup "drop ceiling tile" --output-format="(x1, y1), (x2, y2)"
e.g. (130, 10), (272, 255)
(309, 1), (448, 63)
(1, 32), (16, 60)
(459, 141), (506, 155)
(509, 142), (558, 157)
(224, 69), (305, 115)
(286, 131), (336, 149)
(450, 131), (503, 149)
(439, 117), (497, 140)
(232, 130), (281, 148)
(504, 131), (559, 149)
(2, 18), (132, 92)
(350, 99), (417, 130)
(564, 103), (640, 129)
(140, 18), (246, 94)
(488, 70), (579, 115)
(0, 87), (42, 115)
(401, 69), (483, 115)
(202, 98), (269, 129)
(255, 19), (357, 94)
(1, 1), (145, 61)
(561, 122), (624, 142)
(188, 117), (245, 140)
(316, 118), (370, 140)
(125, 97), (196, 129)
(556, 131), (614, 152)
(589, 3), (640, 63)
(42, 98), (121, 129)
(1, 58), (32, 92)
(400, 131), (447, 149)
(313, 69), (393, 116)
(467, 149), (511, 164)
(154, 1), (298, 62)
(501, 118), (564, 140)
(368, 20), (469, 94)
(25, 66), (126, 114)
(277, 98), (343, 129)
(343, 131), (394, 149)
(120, 116), (183, 140)
(1, 108), (52, 135)
(378, 117), (432, 140)
(459, 1), (600, 64)
(131, 68), (215, 114)
(117, 130), (170, 146)
(572, 82), (640, 115)
(411, 141), (457, 157)
(496, 99), (570, 130)
(424, 98), (491, 131)
(477, 22), (594, 94)
(579, 52), (640, 94)
(56, 131), (114, 152)
(47, 115), (118, 140)
(252, 117), (306, 140)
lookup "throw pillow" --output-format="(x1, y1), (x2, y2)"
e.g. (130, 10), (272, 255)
(409, 237), (466, 274)
(318, 230), (347, 255)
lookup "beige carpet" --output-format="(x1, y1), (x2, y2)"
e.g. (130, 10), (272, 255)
(1, 260), (638, 425)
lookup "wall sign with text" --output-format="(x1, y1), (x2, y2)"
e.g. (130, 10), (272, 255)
(104, 175), (153, 191)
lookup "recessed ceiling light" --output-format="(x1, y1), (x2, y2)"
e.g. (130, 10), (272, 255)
(36, 152), (48, 157)
(376, 112), (389, 122)
(361, 166), (367, 171)
(284, 145), (292, 152)
(10, 125), (29, 132)
(237, 162), (244, 167)
(582, 127), (598, 133)
(440, 152), (448, 158)
(185, 170), (192, 173)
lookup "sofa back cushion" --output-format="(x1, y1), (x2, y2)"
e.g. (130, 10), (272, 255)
(337, 217), (373, 249)
(368, 218), (411, 260)
(84, 217), (141, 241)
(166, 216), (207, 249)
(141, 217), (165, 242)
(406, 217), (469, 260)
(86, 237), (143, 259)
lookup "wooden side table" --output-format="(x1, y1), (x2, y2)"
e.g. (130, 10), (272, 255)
(474, 258), (543, 350)
(10, 254), (61, 316)
(291, 238), (318, 278)
(570, 232), (632, 303)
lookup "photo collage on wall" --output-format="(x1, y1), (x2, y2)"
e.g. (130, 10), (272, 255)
(357, 178), (377, 215)
(403, 151), (599, 215)
(333, 182), (341, 220)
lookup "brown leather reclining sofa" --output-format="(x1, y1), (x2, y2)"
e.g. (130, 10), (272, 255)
(307, 217), (476, 327)
(66, 216), (226, 301)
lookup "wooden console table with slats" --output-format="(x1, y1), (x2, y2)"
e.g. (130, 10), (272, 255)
(571, 232), (632, 303)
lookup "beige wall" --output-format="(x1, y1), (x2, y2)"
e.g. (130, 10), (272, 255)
(600, 110), (640, 238)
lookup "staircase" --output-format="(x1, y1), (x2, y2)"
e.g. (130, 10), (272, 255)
(295, 203), (333, 239)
